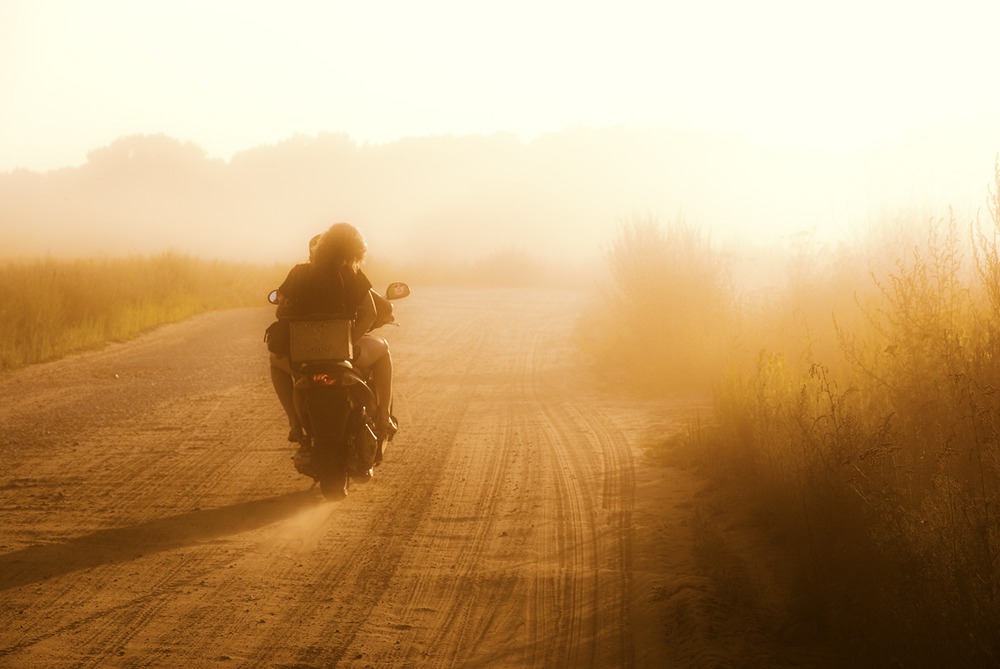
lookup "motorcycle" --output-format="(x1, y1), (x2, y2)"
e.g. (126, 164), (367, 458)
(267, 282), (410, 500)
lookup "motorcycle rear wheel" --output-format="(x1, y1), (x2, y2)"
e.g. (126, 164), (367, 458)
(320, 473), (348, 500)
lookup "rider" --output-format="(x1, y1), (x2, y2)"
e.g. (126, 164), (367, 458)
(268, 223), (397, 445)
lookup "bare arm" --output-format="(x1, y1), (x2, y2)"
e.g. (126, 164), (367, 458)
(353, 290), (376, 343)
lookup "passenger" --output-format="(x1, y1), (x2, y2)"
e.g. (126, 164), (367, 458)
(267, 234), (319, 444)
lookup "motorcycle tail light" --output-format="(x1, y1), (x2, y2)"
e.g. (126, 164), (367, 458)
(311, 372), (338, 386)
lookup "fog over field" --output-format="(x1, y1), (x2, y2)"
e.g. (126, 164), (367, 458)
(2, 124), (997, 284)
(4, 1), (999, 284)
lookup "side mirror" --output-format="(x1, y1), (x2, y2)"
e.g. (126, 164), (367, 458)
(267, 289), (279, 305)
(385, 282), (410, 300)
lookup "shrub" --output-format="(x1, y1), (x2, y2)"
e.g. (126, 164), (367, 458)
(580, 214), (734, 392)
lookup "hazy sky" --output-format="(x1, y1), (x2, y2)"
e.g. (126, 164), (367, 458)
(3, 0), (999, 173)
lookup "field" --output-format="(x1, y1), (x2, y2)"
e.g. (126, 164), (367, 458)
(0, 254), (284, 371)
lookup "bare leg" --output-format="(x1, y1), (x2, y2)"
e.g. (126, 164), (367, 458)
(355, 335), (393, 424)
(269, 353), (300, 438)
(369, 349), (393, 422)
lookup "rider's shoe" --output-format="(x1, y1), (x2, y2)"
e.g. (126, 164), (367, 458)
(375, 416), (398, 442)
(292, 443), (314, 476)
(373, 417), (396, 468)
(288, 425), (304, 443)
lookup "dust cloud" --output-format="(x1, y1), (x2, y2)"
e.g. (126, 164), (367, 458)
(258, 503), (340, 556)
(1, 124), (996, 281)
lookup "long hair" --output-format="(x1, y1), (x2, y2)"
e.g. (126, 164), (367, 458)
(312, 222), (367, 271)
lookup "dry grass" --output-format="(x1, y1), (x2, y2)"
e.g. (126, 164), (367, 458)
(605, 162), (1000, 665)
(0, 253), (284, 371)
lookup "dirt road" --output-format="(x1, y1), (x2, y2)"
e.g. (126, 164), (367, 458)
(0, 287), (722, 668)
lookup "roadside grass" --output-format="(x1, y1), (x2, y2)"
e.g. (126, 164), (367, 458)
(0, 253), (284, 371)
(605, 163), (1000, 666)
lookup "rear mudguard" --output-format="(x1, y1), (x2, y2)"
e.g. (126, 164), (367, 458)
(294, 362), (377, 477)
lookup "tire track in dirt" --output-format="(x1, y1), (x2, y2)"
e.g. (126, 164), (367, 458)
(324, 306), (511, 668)
(524, 366), (600, 665)
(320, 288), (639, 668)
(298, 290), (568, 667)
(567, 397), (636, 666)
(515, 314), (638, 668)
(357, 323), (532, 666)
